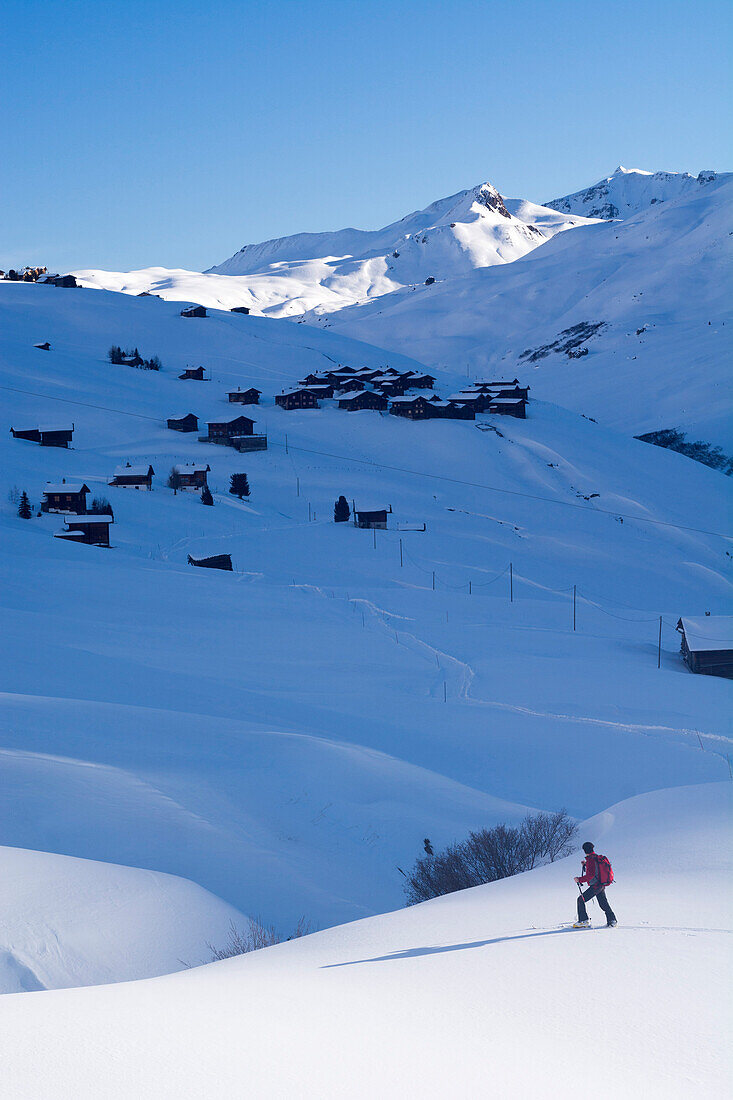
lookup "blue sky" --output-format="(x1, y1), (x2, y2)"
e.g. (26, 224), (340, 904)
(2, 0), (731, 271)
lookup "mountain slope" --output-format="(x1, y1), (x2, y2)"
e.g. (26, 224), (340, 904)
(73, 184), (591, 317)
(0, 282), (729, 934)
(322, 175), (733, 447)
(1, 782), (730, 1098)
(546, 165), (727, 219)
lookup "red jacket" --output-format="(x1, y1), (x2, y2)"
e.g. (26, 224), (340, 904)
(577, 853), (600, 886)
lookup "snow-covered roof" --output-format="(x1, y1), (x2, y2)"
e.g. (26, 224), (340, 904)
(173, 463), (209, 474)
(390, 396), (423, 404)
(339, 391), (370, 401)
(37, 425), (74, 433)
(43, 482), (88, 494)
(112, 465), (153, 478)
(489, 397), (525, 405)
(447, 393), (480, 402)
(679, 617), (733, 652)
(54, 529), (86, 538)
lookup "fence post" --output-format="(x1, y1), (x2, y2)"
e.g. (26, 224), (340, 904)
(510, 562), (513, 603)
(399, 538), (403, 567)
(443, 682), (447, 702)
(373, 526), (376, 549)
(296, 476), (300, 497)
(432, 570), (436, 591)
(573, 585), (576, 631)
(469, 580), (472, 595)
(658, 616), (662, 668)
(285, 434), (288, 454)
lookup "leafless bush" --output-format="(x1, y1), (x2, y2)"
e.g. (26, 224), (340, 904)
(208, 917), (313, 961)
(403, 810), (577, 905)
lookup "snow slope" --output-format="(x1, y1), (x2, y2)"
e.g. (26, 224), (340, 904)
(0, 846), (245, 993)
(1, 782), (730, 1098)
(73, 183), (590, 317)
(1, 282), (730, 943)
(324, 174), (733, 447)
(546, 164), (726, 219)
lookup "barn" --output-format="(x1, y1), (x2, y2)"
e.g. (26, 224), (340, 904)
(676, 617), (733, 678)
(11, 424), (74, 447)
(354, 507), (391, 529)
(228, 388), (261, 405)
(275, 389), (320, 411)
(180, 305), (207, 318)
(167, 413), (199, 433)
(109, 464), (155, 490)
(54, 516), (113, 547)
(402, 372), (436, 389)
(487, 397), (527, 419)
(41, 481), (90, 514)
(230, 306), (250, 315)
(203, 415), (257, 444)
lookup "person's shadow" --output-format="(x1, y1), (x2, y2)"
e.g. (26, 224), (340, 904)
(322, 927), (573, 968)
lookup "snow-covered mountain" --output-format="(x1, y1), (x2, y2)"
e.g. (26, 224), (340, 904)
(322, 174), (733, 448)
(74, 183), (591, 318)
(546, 164), (726, 219)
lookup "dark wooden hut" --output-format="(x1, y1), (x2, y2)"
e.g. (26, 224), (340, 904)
(389, 395), (435, 420)
(55, 515), (113, 546)
(676, 617), (733, 678)
(487, 397), (527, 418)
(173, 463), (210, 490)
(109, 463), (155, 490)
(275, 389), (320, 411)
(203, 415), (257, 444)
(41, 481), (90, 514)
(188, 553), (233, 571)
(338, 390), (388, 412)
(167, 413), (199, 433)
(228, 388), (261, 405)
(230, 306), (250, 314)
(180, 305), (207, 318)
(354, 507), (391, 529)
(178, 366), (209, 381)
(11, 424), (74, 447)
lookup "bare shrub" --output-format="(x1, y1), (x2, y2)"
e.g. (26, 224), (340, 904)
(208, 917), (313, 961)
(403, 810), (577, 905)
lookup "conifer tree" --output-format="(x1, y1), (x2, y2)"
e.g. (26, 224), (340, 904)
(229, 473), (250, 499)
(334, 495), (350, 523)
(18, 491), (32, 519)
(201, 485), (214, 506)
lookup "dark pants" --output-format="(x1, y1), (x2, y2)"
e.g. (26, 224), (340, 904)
(577, 885), (616, 924)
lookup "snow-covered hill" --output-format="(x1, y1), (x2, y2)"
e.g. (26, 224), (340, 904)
(546, 165), (727, 219)
(0, 846), (245, 993)
(1, 281), (729, 940)
(1, 782), (730, 1098)
(73, 183), (590, 317)
(323, 174), (733, 447)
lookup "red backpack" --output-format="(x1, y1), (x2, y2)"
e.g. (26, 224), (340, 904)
(595, 854), (614, 886)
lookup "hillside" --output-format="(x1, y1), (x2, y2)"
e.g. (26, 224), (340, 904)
(1, 782), (730, 1098)
(546, 165), (726, 219)
(72, 184), (590, 317)
(0, 846), (245, 993)
(322, 175), (733, 447)
(1, 281), (730, 947)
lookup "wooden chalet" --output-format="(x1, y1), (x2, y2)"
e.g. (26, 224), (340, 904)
(11, 424), (74, 447)
(180, 305), (207, 318)
(202, 415), (256, 443)
(54, 515), (113, 547)
(304, 384), (334, 399)
(299, 373), (328, 387)
(230, 306), (250, 314)
(373, 376), (406, 397)
(487, 396), (527, 419)
(50, 274), (78, 288)
(676, 617), (733, 679)
(429, 400), (475, 420)
(109, 463), (155, 490)
(403, 372), (435, 389)
(173, 463), (210, 490)
(354, 507), (391, 530)
(334, 377), (366, 393)
(228, 387), (261, 405)
(338, 390), (388, 412)
(167, 413), (199, 433)
(120, 352), (144, 367)
(447, 392), (488, 413)
(275, 389), (320, 411)
(41, 480), (90, 514)
(389, 395), (434, 420)
(178, 366), (209, 381)
(188, 553), (233, 571)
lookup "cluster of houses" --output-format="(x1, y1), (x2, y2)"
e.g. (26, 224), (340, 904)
(38, 480), (114, 547)
(271, 367), (528, 420)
